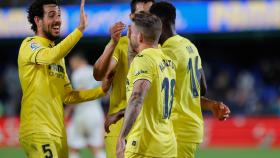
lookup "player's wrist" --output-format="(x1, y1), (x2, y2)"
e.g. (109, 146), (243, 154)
(77, 26), (85, 32)
(110, 38), (119, 46)
(117, 111), (125, 119)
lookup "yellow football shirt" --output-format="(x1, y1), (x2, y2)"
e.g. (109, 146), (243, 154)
(162, 35), (204, 143)
(125, 48), (177, 157)
(106, 36), (129, 137)
(18, 29), (105, 138)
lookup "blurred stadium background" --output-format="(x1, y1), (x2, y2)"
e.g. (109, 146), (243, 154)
(0, 0), (280, 157)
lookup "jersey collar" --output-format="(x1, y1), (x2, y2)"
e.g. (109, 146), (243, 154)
(34, 36), (55, 48)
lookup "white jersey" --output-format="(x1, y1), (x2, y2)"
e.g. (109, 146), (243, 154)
(71, 65), (103, 115)
(68, 65), (105, 149)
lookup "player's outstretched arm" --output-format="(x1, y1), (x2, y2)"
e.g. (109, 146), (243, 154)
(116, 79), (151, 158)
(30, 0), (88, 65)
(93, 22), (125, 81)
(63, 57), (113, 105)
(201, 96), (231, 121)
(63, 84), (109, 105)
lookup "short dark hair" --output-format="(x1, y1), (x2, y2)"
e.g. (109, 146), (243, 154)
(130, 0), (155, 13)
(149, 1), (176, 25)
(131, 11), (162, 44)
(27, 0), (60, 33)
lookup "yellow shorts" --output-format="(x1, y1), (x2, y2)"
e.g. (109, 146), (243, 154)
(177, 142), (199, 158)
(125, 151), (175, 158)
(19, 133), (68, 158)
(125, 152), (153, 158)
(105, 136), (118, 158)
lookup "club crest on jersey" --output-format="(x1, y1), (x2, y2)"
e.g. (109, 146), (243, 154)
(30, 42), (41, 51)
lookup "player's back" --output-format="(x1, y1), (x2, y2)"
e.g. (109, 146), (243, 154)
(161, 35), (204, 143)
(125, 48), (177, 157)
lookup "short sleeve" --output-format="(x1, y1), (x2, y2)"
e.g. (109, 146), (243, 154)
(112, 41), (121, 62)
(129, 55), (154, 83)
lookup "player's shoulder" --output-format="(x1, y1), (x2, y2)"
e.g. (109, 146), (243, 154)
(166, 35), (192, 46)
(20, 36), (42, 51)
(119, 36), (129, 43)
(132, 51), (153, 67)
(175, 35), (199, 54)
(113, 36), (129, 58)
(137, 48), (160, 59)
(136, 48), (163, 66)
(117, 36), (129, 48)
(21, 37), (35, 46)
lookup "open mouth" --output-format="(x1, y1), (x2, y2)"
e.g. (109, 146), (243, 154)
(52, 25), (60, 33)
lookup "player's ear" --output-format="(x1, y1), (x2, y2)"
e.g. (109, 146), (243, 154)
(128, 25), (132, 39)
(129, 13), (135, 20)
(34, 16), (42, 28)
(138, 32), (144, 43)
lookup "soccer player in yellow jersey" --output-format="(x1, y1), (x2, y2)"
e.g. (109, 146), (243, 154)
(116, 12), (176, 158)
(150, 2), (231, 158)
(93, 1), (155, 157)
(18, 0), (110, 158)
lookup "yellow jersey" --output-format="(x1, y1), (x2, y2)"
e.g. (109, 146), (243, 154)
(18, 29), (105, 138)
(106, 36), (129, 137)
(162, 35), (204, 143)
(125, 48), (177, 157)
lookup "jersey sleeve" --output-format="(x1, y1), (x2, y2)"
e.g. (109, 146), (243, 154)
(23, 29), (83, 65)
(112, 41), (121, 62)
(112, 36), (128, 63)
(129, 55), (154, 83)
(64, 85), (105, 105)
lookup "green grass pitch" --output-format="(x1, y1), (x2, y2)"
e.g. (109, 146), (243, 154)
(0, 147), (279, 158)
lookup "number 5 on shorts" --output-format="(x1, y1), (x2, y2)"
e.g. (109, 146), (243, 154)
(42, 144), (53, 158)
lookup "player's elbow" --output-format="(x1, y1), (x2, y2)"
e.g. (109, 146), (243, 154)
(93, 65), (104, 81)
(93, 71), (103, 81)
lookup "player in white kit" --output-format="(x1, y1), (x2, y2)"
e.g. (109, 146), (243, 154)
(67, 52), (106, 158)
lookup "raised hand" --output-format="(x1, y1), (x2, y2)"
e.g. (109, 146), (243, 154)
(110, 22), (126, 44)
(78, 0), (88, 32)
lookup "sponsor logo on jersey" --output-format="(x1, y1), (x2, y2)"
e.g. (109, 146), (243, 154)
(135, 70), (148, 76)
(48, 64), (65, 79)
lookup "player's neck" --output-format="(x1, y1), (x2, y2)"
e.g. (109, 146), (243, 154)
(160, 25), (176, 45)
(35, 31), (54, 42)
(138, 43), (158, 53)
